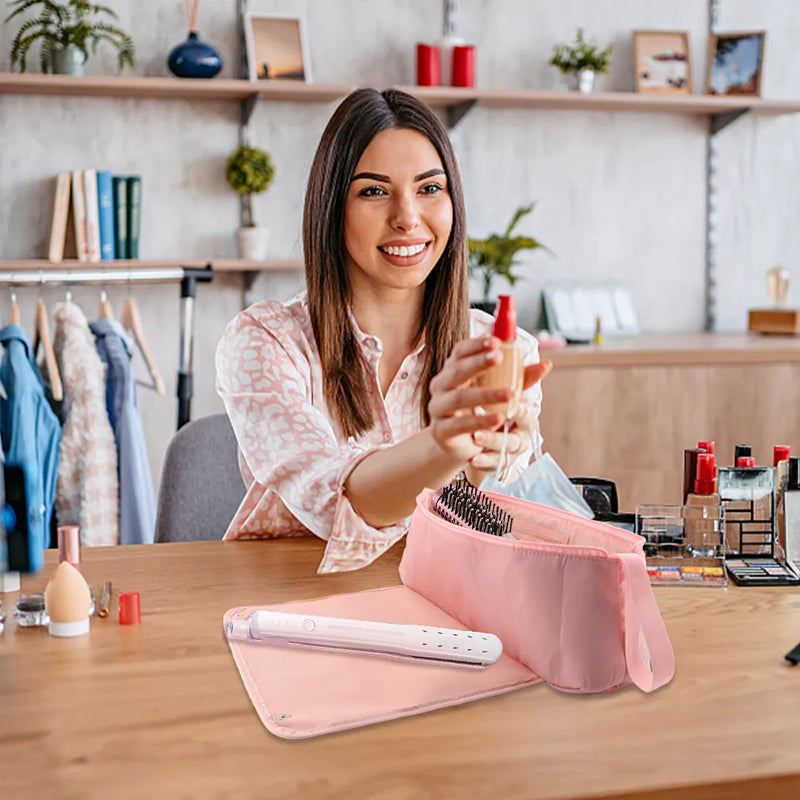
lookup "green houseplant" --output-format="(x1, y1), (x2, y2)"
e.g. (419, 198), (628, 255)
(468, 204), (548, 312)
(225, 144), (275, 260)
(549, 28), (612, 93)
(6, 0), (135, 76)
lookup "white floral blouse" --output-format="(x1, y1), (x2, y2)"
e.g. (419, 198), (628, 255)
(215, 292), (542, 573)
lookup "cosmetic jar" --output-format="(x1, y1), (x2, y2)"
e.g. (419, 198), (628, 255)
(13, 593), (50, 627)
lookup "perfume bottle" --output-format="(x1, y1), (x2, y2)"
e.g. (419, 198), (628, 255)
(475, 295), (523, 419)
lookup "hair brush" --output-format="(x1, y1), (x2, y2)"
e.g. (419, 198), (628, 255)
(432, 477), (514, 538)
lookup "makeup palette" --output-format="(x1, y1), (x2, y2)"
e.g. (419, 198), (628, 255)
(725, 557), (800, 586)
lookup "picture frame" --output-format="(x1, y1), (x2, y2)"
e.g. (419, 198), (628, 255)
(244, 13), (312, 82)
(632, 30), (692, 94)
(706, 31), (765, 97)
(541, 281), (640, 343)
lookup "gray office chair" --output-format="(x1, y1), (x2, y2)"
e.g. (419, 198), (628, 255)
(155, 413), (246, 542)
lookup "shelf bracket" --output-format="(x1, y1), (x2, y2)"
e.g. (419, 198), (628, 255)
(240, 92), (260, 131)
(710, 109), (748, 135)
(242, 270), (259, 294)
(446, 100), (476, 129)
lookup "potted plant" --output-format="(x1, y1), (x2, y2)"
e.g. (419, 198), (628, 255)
(468, 204), (548, 314)
(6, 0), (135, 76)
(549, 27), (612, 94)
(226, 144), (275, 261)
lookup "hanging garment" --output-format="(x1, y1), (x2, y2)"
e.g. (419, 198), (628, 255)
(89, 318), (156, 545)
(53, 303), (118, 546)
(0, 324), (61, 559)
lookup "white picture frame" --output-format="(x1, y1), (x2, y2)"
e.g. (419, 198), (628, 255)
(244, 13), (312, 83)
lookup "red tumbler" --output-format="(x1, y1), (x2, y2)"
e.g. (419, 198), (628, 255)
(451, 44), (476, 87)
(416, 43), (441, 86)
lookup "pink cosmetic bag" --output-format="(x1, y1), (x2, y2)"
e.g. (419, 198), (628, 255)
(225, 489), (674, 739)
(400, 488), (675, 695)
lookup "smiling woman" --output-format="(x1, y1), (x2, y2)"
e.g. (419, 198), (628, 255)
(215, 88), (548, 573)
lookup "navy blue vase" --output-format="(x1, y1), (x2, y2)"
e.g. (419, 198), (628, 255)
(168, 31), (223, 78)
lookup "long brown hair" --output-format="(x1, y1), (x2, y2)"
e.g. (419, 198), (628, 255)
(303, 87), (470, 439)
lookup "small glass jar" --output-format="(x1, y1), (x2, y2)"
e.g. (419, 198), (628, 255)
(13, 593), (50, 627)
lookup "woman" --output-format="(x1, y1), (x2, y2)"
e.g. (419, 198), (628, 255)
(216, 87), (549, 573)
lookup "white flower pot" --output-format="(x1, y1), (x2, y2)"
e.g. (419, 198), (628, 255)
(566, 69), (596, 94)
(53, 45), (87, 76)
(235, 226), (269, 261)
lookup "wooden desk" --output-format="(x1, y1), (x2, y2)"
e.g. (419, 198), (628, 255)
(540, 333), (800, 511)
(1, 540), (799, 800)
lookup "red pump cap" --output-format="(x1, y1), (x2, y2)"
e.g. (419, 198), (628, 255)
(694, 453), (717, 495)
(773, 445), (791, 466)
(697, 440), (715, 455)
(492, 295), (517, 342)
(737, 456), (756, 468)
(118, 591), (141, 625)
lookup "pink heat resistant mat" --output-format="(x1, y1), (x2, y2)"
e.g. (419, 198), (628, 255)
(224, 585), (541, 740)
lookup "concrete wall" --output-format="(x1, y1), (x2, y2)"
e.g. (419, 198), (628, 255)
(1, 0), (798, 490)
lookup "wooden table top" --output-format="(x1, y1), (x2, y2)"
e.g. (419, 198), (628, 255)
(1, 539), (799, 800)
(545, 332), (800, 367)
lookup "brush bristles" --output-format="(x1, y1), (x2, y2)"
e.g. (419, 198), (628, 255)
(432, 477), (513, 537)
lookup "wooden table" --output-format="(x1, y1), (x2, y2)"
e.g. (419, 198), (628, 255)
(1, 539), (799, 800)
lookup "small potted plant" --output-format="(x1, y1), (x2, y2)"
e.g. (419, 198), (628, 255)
(6, 0), (135, 76)
(226, 144), (275, 261)
(468, 204), (548, 314)
(549, 27), (612, 94)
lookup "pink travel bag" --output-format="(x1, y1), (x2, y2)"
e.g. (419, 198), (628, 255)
(225, 488), (675, 739)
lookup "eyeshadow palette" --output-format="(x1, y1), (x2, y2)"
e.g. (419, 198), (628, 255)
(724, 557), (800, 586)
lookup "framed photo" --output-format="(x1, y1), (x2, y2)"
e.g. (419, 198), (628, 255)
(706, 31), (765, 97)
(244, 13), (311, 82)
(633, 30), (692, 94)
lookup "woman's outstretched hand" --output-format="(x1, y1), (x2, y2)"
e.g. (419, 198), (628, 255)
(427, 336), (512, 464)
(467, 359), (552, 481)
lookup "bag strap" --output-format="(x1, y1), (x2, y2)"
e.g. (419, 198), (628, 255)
(617, 552), (676, 692)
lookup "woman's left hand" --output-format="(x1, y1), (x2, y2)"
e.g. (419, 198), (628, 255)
(466, 361), (551, 481)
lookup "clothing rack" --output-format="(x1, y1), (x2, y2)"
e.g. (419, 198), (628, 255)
(0, 265), (214, 429)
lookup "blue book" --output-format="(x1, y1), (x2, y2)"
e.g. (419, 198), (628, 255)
(96, 170), (115, 260)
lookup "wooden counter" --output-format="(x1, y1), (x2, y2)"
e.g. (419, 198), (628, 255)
(1, 539), (799, 800)
(539, 333), (800, 511)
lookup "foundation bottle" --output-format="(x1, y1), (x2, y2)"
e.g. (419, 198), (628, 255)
(685, 453), (720, 556)
(475, 295), (523, 419)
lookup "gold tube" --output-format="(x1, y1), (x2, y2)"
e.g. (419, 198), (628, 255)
(98, 581), (112, 618)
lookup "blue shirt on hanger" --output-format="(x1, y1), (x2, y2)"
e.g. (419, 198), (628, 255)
(90, 319), (156, 545)
(0, 324), (61, 567)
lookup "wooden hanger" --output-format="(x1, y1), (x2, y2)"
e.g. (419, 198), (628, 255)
(121, 297), (165, 396)
(33, 300), (63, 402)
(8, 287), (20, 325)
(98, 288), (114, 320)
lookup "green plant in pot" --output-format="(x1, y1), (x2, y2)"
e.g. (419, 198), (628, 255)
(549, 27), (612, 94)
(226, 144), (275, 262)
(6, 0), (135, 76)
(468, 204), (548, 314)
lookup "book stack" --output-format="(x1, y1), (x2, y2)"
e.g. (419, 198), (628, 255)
(48, 170), (142, 262)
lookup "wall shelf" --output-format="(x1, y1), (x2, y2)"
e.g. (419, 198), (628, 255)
(0, 259), (304, 274)
(3, 73), (799, 127)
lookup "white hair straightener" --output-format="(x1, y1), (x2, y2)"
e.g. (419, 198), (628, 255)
(227, 610), (503, 668)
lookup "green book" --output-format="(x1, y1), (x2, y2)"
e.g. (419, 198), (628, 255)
(126, 175), (142, 259)
(112, 176), (128, 260)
